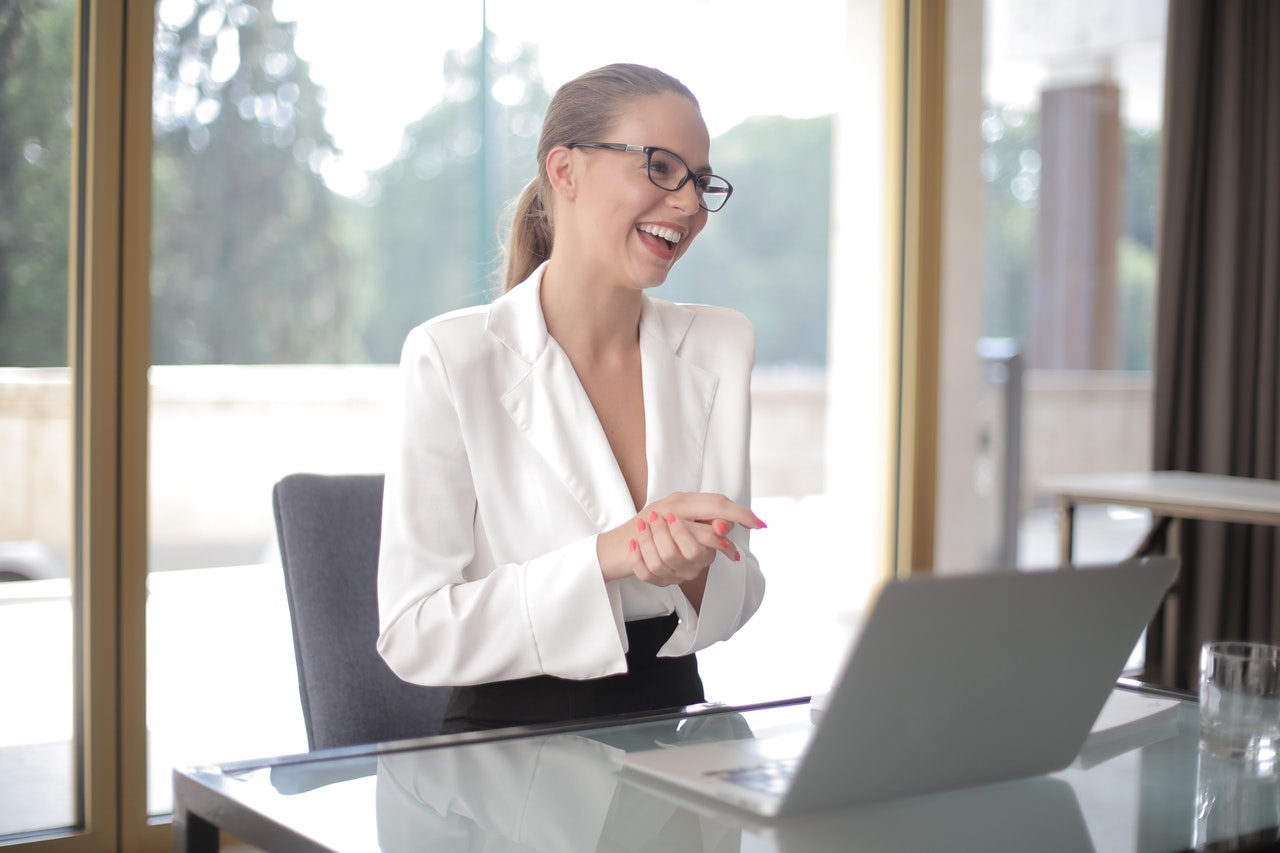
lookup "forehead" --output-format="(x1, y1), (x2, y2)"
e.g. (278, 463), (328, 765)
(609, 93), (712, 168)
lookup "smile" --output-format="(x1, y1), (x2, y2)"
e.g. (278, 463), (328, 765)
(638, 223), (683, 249)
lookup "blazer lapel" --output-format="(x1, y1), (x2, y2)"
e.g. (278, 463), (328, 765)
(488, 268), (635, 529)
(640, 298), (719, 503)
(487, 267), (719, 528)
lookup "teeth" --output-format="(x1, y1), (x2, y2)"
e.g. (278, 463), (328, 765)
(638, 224), (682, 244)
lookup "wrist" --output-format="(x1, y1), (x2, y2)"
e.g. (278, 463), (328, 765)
(596, 528), (633, 582)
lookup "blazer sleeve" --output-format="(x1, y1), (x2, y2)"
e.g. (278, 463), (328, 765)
(657, 306), (766, 658)
(376, 323), (627, 687)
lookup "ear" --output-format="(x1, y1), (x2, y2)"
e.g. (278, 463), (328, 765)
(545, 146), (578, 202)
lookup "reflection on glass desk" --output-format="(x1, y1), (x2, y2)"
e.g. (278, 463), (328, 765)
(172, 687), (1280, 853)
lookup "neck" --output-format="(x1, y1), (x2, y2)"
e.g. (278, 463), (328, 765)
(540, 260), (643, 360)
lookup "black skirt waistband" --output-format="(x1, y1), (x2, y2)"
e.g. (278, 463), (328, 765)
(440, 613), (704, 733)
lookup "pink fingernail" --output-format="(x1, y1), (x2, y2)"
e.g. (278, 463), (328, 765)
(718, 538), (730, 550)
(734, 551), (742, 562)
(666, 513), (676, 524)
(637, 518), (647, 533)
(713, 520), (728, 536)
(629, 539), (637, 553)
(753, 514), (768, 529)
(649, 510), (660, 523)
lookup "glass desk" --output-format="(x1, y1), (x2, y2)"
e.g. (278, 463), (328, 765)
(173, 685), (1280, 853)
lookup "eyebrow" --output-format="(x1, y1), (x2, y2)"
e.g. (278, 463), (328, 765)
(683, 153), (714, 175)
(656, 144), (713, 175)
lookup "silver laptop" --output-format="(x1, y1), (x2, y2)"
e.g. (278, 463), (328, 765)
(618, 557), (1178, 817)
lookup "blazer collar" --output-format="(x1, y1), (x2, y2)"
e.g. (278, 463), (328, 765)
(485, 262), (697, 361)
(487, 263), (717, 528)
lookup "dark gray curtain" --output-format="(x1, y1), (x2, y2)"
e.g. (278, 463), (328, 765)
(1149, 0), (1280, 689)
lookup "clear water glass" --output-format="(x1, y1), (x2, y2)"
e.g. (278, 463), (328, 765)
(1200, 641), (1280, 767)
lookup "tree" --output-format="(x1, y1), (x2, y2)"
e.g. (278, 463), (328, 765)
(980, 106), (1160, 370)
(665, 115), (833, 367)
(1, 1), (839, 371)
(356, 36), (550, 362)
(0, 0), (75, 367)
(361, 76), (833, 368)
(151, 0), (357, 364)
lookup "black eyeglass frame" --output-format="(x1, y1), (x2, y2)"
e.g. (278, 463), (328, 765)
(565, 142), (733, 212)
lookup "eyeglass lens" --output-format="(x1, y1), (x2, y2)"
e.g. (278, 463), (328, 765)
(646, 148), (731, 212)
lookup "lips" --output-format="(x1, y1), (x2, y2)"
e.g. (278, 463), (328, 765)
(636, 223), (685, 260)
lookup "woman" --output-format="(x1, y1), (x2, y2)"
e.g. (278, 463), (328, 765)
(377, 63), (766, 733)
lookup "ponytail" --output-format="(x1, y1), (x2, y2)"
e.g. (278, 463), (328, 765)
(502, 178), (553, 292)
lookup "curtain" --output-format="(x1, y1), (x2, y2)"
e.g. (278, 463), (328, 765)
(1149, 0), (1280, 689)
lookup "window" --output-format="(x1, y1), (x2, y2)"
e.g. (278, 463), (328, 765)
(2, 2), (907, 846)
(934, 0), (1167, 572)
(0, 0), (80, 837)
(142, 0), (888, 815)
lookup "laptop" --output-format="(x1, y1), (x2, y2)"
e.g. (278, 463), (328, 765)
(618, 557), (1178, 817)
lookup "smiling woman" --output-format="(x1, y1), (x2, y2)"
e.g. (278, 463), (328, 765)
(376, 64), (768, 733)
(136, 0), (868, 827)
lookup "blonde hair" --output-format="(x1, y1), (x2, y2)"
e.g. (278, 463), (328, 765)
(500, 64), (700, 292)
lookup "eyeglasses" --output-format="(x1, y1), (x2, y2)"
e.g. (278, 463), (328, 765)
(566, 143), (733, 212)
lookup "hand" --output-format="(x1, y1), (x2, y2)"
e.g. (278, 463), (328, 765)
(597, 492), (766, 587)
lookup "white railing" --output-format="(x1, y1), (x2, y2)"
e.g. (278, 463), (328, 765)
(0, 365), (1151, 575)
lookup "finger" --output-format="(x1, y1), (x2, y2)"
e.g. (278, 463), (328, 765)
(633, 515), (675, 586)
(648, 511), (700, 574)
(650, 512), (742, 563)
(667, 513), (739, 564)
(659, 493), (766, 530)
(645, 511), (699, 579)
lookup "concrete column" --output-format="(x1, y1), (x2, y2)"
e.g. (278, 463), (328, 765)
(1030, 81), (1122, 370)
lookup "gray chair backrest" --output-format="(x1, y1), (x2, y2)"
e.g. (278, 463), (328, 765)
(273, 473), (451, 750)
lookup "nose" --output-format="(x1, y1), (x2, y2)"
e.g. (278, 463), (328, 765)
(667, 178), (702, 214)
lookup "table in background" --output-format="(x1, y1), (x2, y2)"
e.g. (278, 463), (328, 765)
(172, 684), (1280, 853)
(1044, 471), (1280, 685)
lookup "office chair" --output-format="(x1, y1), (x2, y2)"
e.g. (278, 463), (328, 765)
(272, 473), (452, 750)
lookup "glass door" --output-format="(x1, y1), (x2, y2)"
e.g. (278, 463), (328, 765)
(933, 0), (1167, 573)
(143, 0), (490, 814)
(0, 0), (81, 839)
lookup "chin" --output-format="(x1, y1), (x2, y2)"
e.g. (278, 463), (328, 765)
(637, 268), (674, 290)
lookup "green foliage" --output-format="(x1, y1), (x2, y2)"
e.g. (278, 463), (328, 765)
(1118, 235), (1156, 370)
(150, 0), (357, 364)
(355, 37), (549, 363)
(1124, 126), (1160, 253)
(981, 108), (1038, 343)
(0, 0), (830, 369)
(663, 115), (832, 367)
(981, 105), (1159, 371)
(0, 1), (1162, 373)
(0, 0), (74, 367)
(354, 54), (832, 368)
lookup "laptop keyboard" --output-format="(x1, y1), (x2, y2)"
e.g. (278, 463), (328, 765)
(707, 758), (800, 795)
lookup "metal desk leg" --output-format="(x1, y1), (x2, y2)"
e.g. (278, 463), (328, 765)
(1162, 518), (1183, 687)
(171, 805), (219, 853)
(1057, 496), (1076, 568)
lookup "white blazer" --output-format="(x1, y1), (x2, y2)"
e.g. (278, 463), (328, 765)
(377, 263), (765, 687)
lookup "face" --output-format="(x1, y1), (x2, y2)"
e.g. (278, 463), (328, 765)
(555, 92), (714, 290)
